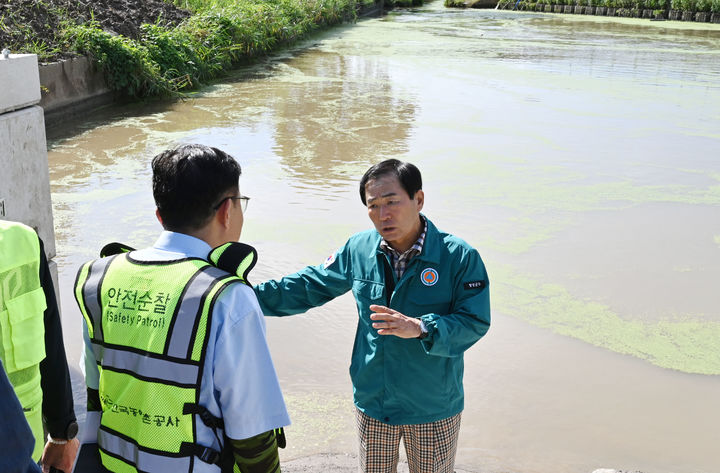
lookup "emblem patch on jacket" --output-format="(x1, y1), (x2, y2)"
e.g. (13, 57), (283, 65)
(421, 268), (439, 286)
(323, 252), (337, 269)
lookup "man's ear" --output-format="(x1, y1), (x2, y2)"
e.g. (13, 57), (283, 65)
(155, 209), (163, 225)
(415, 189), (424, 211)
(217, 198), (232, 229)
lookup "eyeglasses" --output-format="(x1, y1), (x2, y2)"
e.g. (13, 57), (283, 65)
(213, 195), (250, 212)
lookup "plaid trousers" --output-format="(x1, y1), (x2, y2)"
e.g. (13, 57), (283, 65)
(355, 409), (462, 473)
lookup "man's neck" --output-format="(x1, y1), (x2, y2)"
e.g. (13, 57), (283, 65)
(384, 216), (424, 253)
(170, 226), (218, 249)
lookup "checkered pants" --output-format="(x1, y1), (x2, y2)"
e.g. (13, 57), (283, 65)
(355, 409), (462, 473)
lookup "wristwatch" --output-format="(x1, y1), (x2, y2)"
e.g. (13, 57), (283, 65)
(416, 320), (429, 340)
(47, 420), (79, 444)
(64, 420), (79, 440)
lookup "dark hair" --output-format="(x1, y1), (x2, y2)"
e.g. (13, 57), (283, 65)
(359, 159), (422, 206)
(152, 144), (241, 232)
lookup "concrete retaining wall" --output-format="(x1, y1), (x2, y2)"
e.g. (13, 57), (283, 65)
(39, 56), (114, 127)
(0, 53), (59, 289)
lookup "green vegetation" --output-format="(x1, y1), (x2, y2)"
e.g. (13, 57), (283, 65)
(66, 0), (364, 98)
(485, 0), (720, 14)
(0, 0), (78, 62)
(0, 0), (393, 97)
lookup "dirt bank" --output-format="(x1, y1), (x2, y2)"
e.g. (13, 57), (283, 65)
(0, 0), (190, 60)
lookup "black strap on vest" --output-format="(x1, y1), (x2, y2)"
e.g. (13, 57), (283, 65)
(100, 242), (136, 257)
(208, 242), (258, 286)
(182, 404), (232, 470)
(183, 403), (225, 430)
(179, 442), (223, 467)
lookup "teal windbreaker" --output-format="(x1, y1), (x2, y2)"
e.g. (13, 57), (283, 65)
(254, 216), (490, 425)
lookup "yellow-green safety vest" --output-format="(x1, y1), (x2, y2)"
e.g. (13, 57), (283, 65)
(75, 243), (256, 473)
(0, 220), (48, 461)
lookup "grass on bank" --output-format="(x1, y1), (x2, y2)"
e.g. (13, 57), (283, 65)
(2, 0), (424, 99)
(0, 0), (74, 61)
(64, 0), (371, 98)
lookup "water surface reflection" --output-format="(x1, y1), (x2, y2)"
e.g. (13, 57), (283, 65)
(48, 3), (720, 472)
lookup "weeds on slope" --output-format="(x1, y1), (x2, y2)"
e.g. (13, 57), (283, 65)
(65, 0), (362, 98)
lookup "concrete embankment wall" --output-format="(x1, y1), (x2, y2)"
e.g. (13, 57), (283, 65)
(0, 53), (60, 294)
(39, 56), (115, 127)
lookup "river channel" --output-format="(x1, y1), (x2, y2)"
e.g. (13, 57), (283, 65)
(46, 2), (720, 472)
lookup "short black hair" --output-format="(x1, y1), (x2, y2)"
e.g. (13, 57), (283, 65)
(152, 144), (241, 232)
(359, 159), (422, 206)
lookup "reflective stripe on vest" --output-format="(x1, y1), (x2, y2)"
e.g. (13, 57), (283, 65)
(91, 345), (199, 387)
(0, 220), (47, 461)
(77, 254), (115, 342)
(166, 265), (230, 359)
(98, 426), (193, 472)
(75, 254), (238, 472)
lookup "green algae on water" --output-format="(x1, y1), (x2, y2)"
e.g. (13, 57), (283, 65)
(492, 263), (720, 375)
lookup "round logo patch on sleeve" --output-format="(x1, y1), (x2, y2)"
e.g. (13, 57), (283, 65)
(421, 268), (439, 286)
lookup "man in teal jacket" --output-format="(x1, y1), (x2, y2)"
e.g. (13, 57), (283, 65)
(254, 159), (490, 473)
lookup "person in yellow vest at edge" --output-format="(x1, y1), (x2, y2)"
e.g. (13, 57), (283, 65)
(73, 144), (290, 473)
(0, 220), (80, 473)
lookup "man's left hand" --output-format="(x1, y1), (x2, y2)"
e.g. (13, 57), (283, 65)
(41, 438), (80, 473)
(370, 305), (423, 338)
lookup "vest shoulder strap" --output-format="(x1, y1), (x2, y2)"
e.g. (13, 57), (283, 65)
(208, 242), (258, 286)
(95, 240), (258, 285)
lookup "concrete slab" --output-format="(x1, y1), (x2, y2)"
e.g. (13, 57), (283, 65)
(0, 54), (41, 114)
(0, 105), (56, 258)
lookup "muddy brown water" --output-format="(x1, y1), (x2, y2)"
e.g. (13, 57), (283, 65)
(47, 3), (720, 472)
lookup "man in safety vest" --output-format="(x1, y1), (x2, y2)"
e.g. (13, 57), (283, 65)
(0, 220), (79, 473)
(75, 144), (290, 473)
(254, 159), (491, 473)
